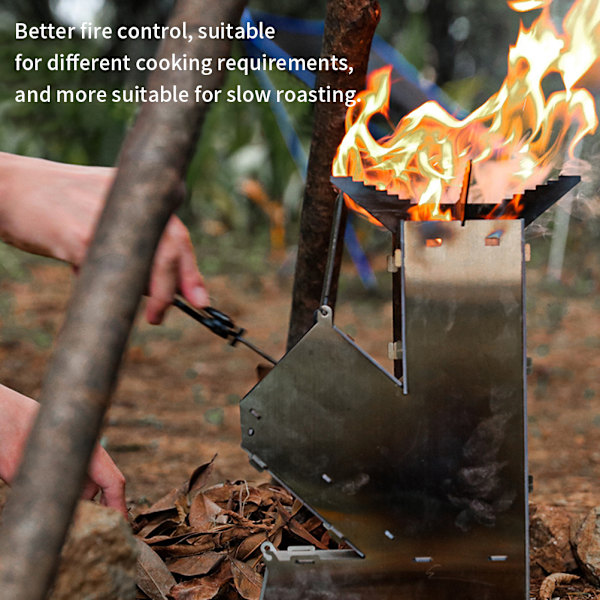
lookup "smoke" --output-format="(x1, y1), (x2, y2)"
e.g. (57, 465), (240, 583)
(562, 154), (600, 218)
(520, 154), (599, 238)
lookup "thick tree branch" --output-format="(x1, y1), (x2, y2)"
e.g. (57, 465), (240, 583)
(287, 0), (380, 349)
(0, 1), (246, 599)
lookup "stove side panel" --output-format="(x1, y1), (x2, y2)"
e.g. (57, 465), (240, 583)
(402, 219), (527, 599)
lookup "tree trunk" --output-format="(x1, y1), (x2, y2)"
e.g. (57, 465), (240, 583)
(0, 1), (246, 599)
(287, 0), (381, 350)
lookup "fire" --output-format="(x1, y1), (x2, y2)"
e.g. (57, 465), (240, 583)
(407, 203), (453, 222)
(489, 193), (524, 220)
(333, 0), (600, 222)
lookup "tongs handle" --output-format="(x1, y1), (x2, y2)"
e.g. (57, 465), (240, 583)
(173, 298), (277, 365)
(173, 298), (245, 344)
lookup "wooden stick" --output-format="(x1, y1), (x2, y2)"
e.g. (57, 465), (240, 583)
(286, 0), (380, 349)
(0, 1), (246, 598)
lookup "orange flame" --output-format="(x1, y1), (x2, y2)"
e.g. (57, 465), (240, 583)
(489, 193), (525, 220)
(407, 203), (453, 222)
(333, 0), (600, 222)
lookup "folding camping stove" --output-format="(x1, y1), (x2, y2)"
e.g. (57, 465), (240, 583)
(239, 174), (580, 600)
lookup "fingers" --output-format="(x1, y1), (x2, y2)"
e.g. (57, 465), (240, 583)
(145, 215), (209, 325)
(87, 445), (128, 519)
(177, 230), (209, 307)
(80, 478), (100, 501)
(145, 235), (178, 324)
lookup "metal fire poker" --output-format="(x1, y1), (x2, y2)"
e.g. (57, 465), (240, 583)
(238, 174), (580, 600)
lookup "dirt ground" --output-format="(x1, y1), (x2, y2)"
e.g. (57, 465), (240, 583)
(0, 238), (599, 585)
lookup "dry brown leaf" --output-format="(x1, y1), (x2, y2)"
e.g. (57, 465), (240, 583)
(235, 532), (268, 561)
(287, 518), (328, 550)
(170, 560), (232, 600)
(135, 538), (176, 600)
(291, 499), (303, 516)
(142, 535), (179, 546)
(539, 572), (580, 600)
(203, 483), (237, 505)
(135, 460), (347, 600)
(138, 488), (185, 517)
(230, 558), (263, 600)
(188, 455), (217, 496)
(301, 516), (324, 534)
(241, 505), (261, 520)
(218, 526), (261, 547)
(168, 579), (220, 600)
(263, 508), (287, 543)
(167, 551), (225, 577)
(153, 540), (216, 559)
(137, 518), (180, 540)
(144, 532), (204, 546)
(273, 501), (303, 530)
(257, 484), (294, 506)
(220, 510), (269, 531)
(189, 494), (224, 530)
(175, 496), (189, 525)
(247, 553), (265, 571)
(133, 490), (187, 538)
(269, 528), (283, 549)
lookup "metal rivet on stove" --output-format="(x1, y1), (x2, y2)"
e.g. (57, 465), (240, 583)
(248, 428), (255, 436)
(384, 530), (395, 540)
(321, 473), (333, 484)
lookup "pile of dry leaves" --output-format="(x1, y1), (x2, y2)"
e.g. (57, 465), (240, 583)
(133, 457), (345, 600)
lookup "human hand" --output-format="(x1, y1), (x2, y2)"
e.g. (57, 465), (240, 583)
(145, 212), (209, 324)
(0, 384), (128, 518)
(80, 445), (128, 518)
(0, 152), (208, 323)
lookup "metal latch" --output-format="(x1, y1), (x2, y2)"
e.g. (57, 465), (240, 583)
(388, 341), (403, 360)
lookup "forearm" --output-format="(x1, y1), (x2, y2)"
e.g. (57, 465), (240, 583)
(0, 152), (112, 264)
(0, 152), (22, 243)
(0, 152), (208, 323)
(0, 384), (39, 484)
